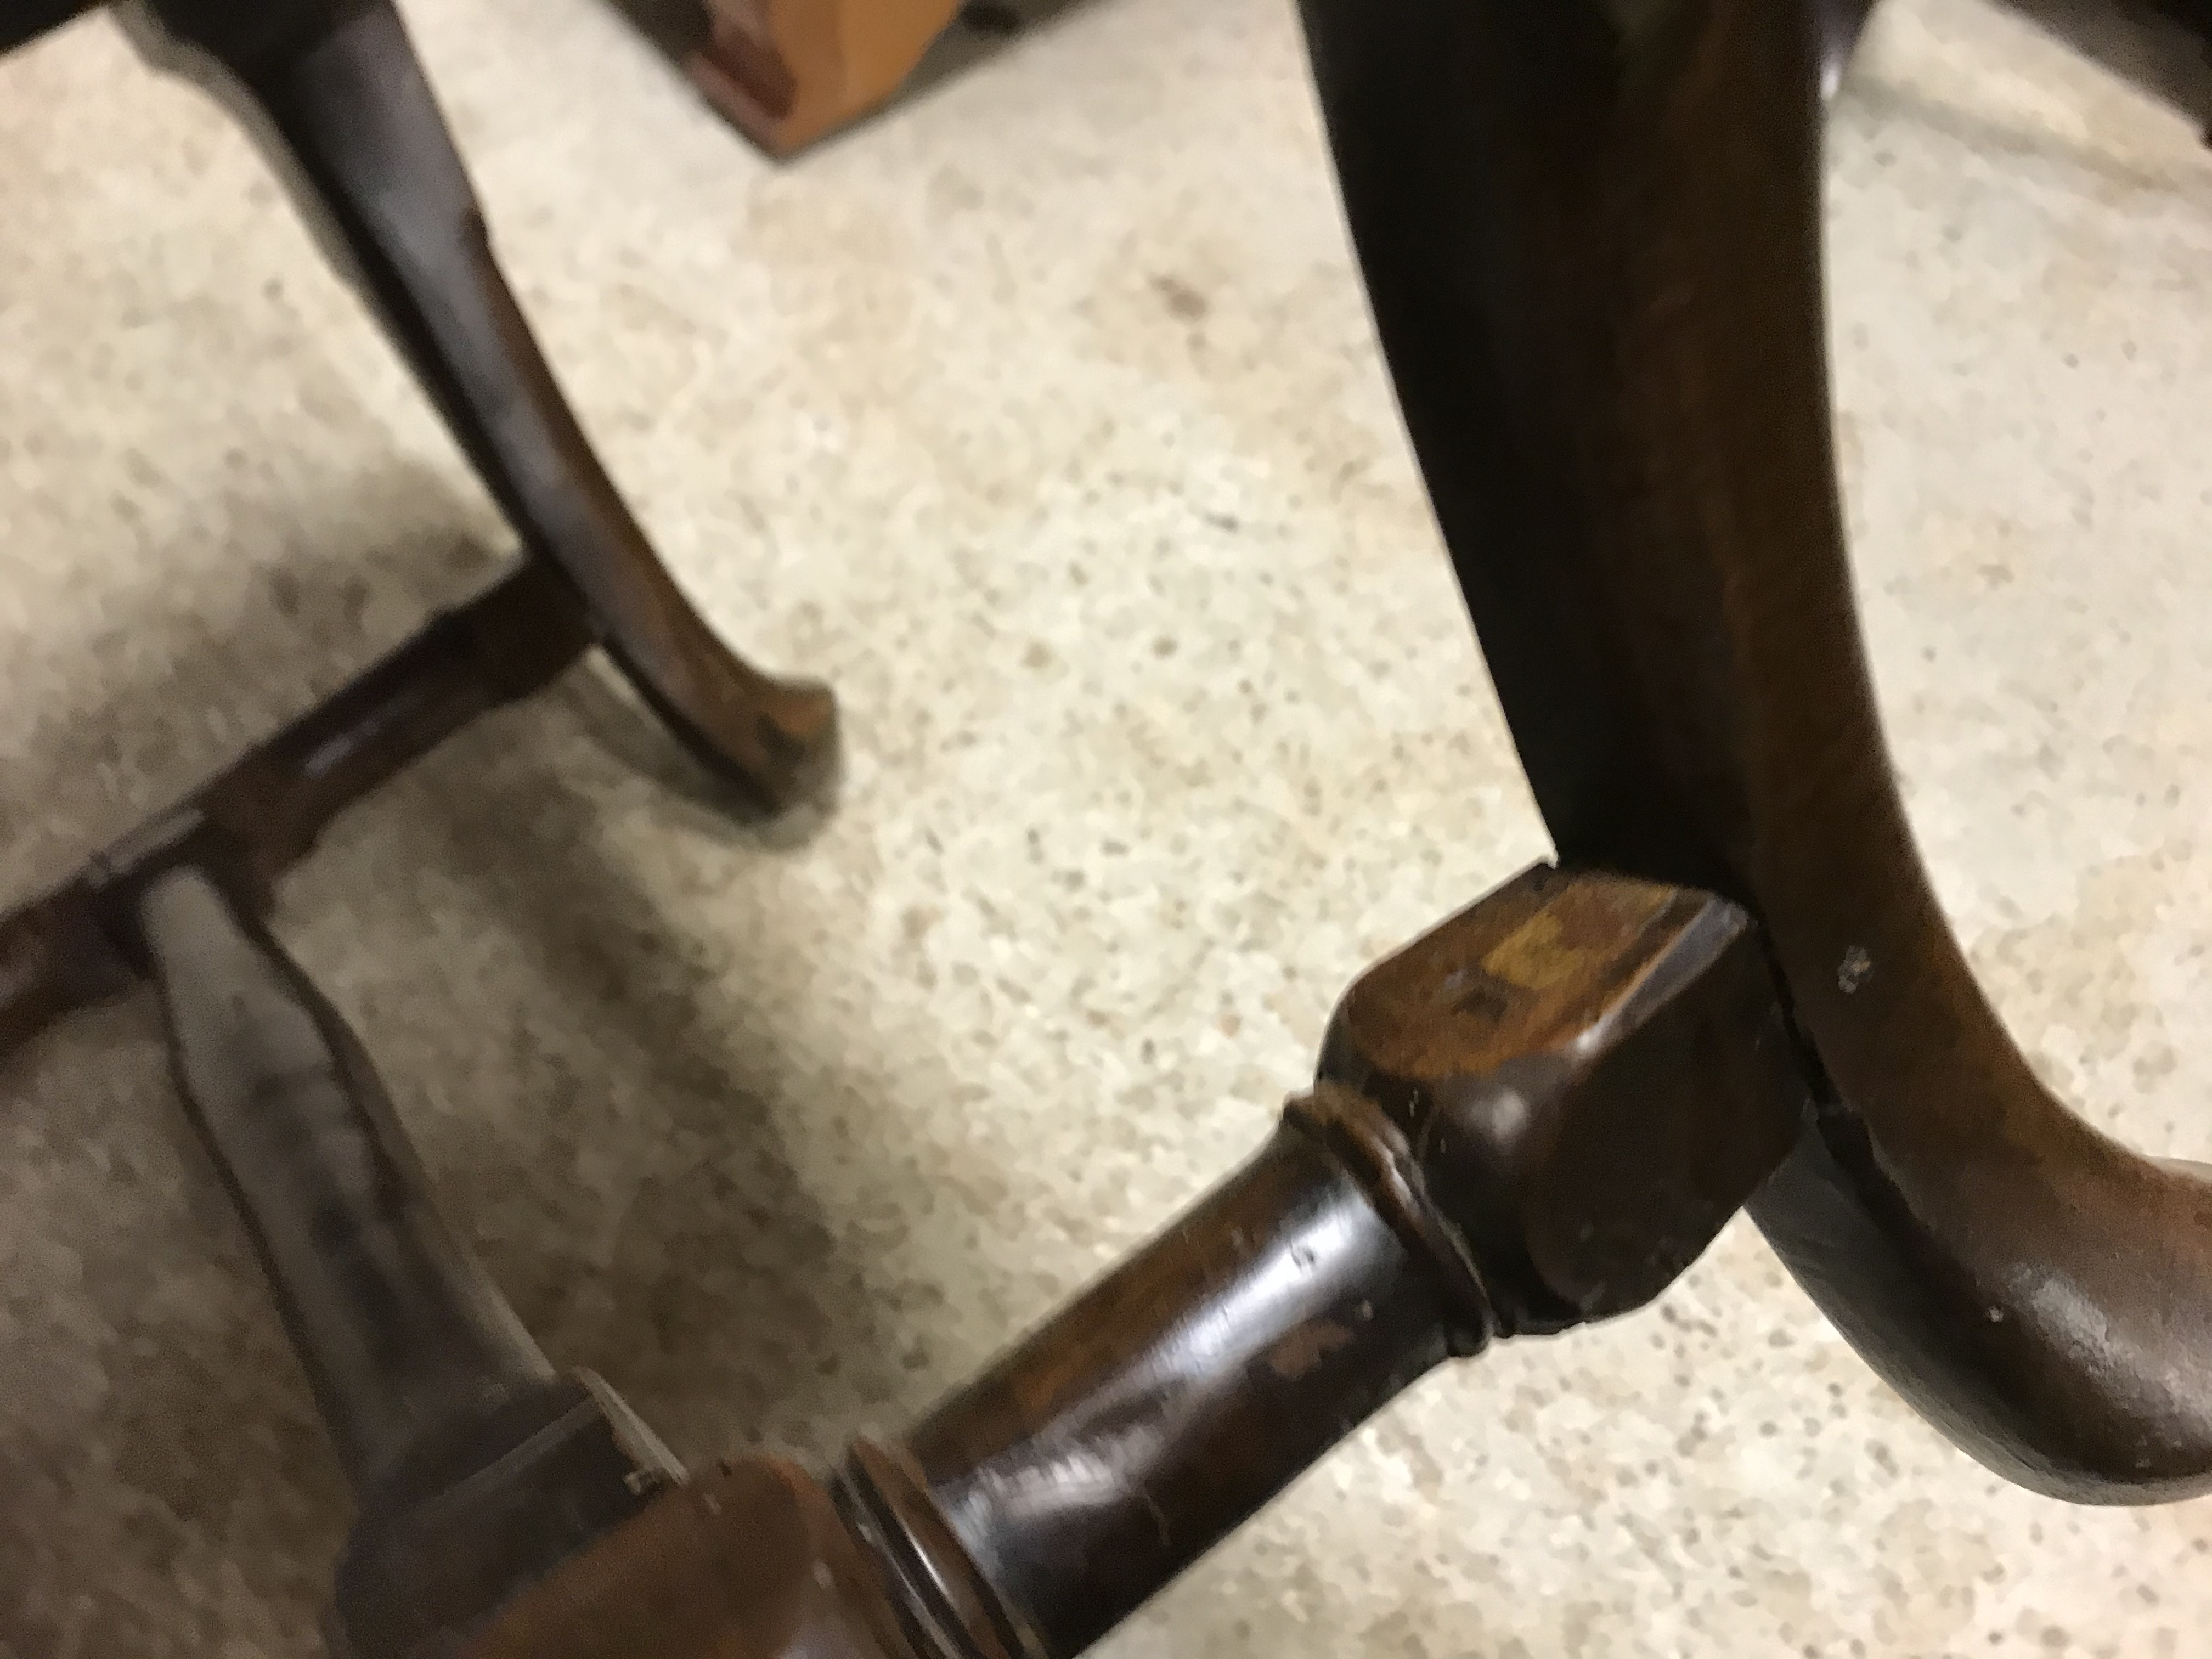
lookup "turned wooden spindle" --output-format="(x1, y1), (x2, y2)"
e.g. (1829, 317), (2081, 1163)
(133, 866), (685, 1659)
(18, 2), (2212, 1651)
(0, 5), (842, 1645)
(450, 865), (1808, 1659)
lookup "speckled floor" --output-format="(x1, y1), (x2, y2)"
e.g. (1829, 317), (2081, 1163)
(3, 1), (2211, 1655)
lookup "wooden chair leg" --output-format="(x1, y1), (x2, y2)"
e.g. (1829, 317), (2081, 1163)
(445, 865), (1805, 1659)
(3, 1), (843, 1069)
(135, 866), (685, 1659)
(75, 862), (1797, 1657)
(121, 0), (838, 814)
(1299, 0), (2212, 1501)
(689, 0), (963, 155)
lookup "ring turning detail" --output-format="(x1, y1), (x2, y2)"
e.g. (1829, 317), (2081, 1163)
(8, 0), (2212, 1654)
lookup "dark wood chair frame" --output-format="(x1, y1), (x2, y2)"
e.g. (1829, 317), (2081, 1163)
(4, 2), (2210, 1655)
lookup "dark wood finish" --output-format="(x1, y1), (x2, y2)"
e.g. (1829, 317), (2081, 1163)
(867, 1132), (1443, 1659)
(848, 866), (1802, 1658)
(457, 1457), (916, 1659)
(138, 862), (691, 1658)
(28, 858), (1814, 1659)
(3, 4), (840, 1644)
(0, 0), (87, 50)
(1310, 866), (1808, 1333)
(1, 0), (832, 816)
(13, 0), (2212, 1650)
(4, 0), (842, 1060)
(0, 557), (584, 1056)
(1297, 0), (2212, 1500)
(690, 0), (962, 155)
(0, 879), (131, 1060)
(1812, 0), (1875, 94)
(126, 0), (836, 813)
(331, 1374), (682, 1659)
(422, 866), (1799, 1659)
(138, 864), (557, 1487)
(3, 0), (838, 1069)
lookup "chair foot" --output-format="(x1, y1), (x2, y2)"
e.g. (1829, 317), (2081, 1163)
(603, 634), (841, 817)
(121, 0), (843, 817)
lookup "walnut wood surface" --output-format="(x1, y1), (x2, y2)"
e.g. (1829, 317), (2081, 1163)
(2, 0), (841, 1059)
(10, 1), (2212, 1652)
(123, 0), (836, 813)
(137, 866), (557, 1489)
(459, 1457), (915, 1659)
(860, 866), (1802, 1657)
(452, 866), (1800, 1659)
(1299, 0), (2212, 1500)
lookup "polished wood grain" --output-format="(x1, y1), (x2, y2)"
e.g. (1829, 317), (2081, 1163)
(874, 1130), (1444, 1658)
(126, 0), (837, 813)
(848, 866), (1800, 1658)
(2, 0), (833, 815)
(1299, 0), (2212, 1500)
(3, 0), (841, 1055)
(137, 865), (559, 1488)
(3, 0), (839, 1058)
(137, 866), (689, 1657)
(458, 1457), (916, 1659)
(12, 0), (2212, 1651)
(1, 11), (837, 1646)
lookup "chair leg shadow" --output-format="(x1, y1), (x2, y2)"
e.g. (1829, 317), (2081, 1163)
(0, 469), (906, 1658)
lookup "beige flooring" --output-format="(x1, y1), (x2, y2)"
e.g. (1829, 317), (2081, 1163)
(3, 1), (2211, 1653)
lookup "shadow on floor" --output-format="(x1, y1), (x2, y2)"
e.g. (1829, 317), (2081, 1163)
(0, 466), (905, 1657)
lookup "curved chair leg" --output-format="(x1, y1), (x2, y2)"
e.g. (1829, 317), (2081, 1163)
(120, 0), (837, 814)
(1297, 0), (2212, 1502)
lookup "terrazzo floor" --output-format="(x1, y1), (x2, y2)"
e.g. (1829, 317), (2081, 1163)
(3, 1), (2211, 1653)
